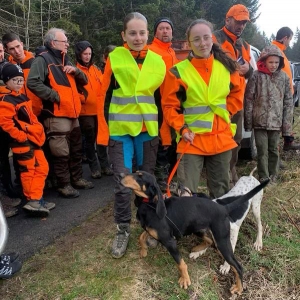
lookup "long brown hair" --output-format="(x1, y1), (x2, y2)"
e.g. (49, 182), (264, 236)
(186, 19), (238, 74)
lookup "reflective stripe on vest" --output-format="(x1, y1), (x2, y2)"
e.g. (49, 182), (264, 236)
(175, 59), (236, 136)
(109, 47), (166, 137)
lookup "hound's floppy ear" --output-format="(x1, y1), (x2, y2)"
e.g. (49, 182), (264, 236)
(154, 181), (167, 219)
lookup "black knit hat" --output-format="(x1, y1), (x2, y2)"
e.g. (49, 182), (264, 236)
(2, 63), (24, 83)
(153, 17), (174, 34)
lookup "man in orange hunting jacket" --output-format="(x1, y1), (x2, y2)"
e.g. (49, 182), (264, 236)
(149, 17), (179, 191)
(213, 4), (253, 186)
(27, 28), (94, 199)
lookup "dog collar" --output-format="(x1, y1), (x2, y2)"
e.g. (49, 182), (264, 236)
(142, 197), (149, 203)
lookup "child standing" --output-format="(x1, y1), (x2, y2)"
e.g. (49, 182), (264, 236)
(0, 63), (55, 217)
(97, 12), (166, 258)
(244, 45), (293, 183)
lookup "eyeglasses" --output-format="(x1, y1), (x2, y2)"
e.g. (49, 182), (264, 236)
(11, 78), (24, 84)
(54, 40), (69, 44)
(189, 36), (212, 46)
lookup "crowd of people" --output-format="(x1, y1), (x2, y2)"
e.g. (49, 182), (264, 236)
(0, 3), (297, 277)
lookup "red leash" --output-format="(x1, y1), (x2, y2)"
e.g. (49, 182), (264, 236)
(166, 142), (191, 197)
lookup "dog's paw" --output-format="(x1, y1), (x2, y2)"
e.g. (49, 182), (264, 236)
(219, 262), (230, 274)
(189, 249), (207, 260)
(253, 240), (263, 251)
(178, 276), (191, 289)
(230, 283), (243, 295)
(140, 249), (148, 258)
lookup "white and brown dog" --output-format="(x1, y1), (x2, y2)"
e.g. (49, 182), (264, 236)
(180, 167), (264, 274)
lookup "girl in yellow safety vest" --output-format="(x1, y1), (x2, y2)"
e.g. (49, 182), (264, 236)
(162, 19), (244, 198)
(96, 12), (166, 259)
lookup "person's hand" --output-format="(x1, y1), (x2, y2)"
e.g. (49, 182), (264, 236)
(182, 131), (195, 144)
(63, 65), (76, 74)
(238, 61), (250, 76)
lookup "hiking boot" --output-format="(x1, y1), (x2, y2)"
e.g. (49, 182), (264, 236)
(72, 178), (94, 190)
(111, 223), (130, 258)
(283, 141), (300, 151)
(101, 167), (113, 176)
(91, 170), (102, 179)
(0, 252), (19, 264)
(23, 198), (55, 217)
(0, 259), (22, 279)
(0, 194), (21, 207)
(57, 184), (80, 198)
(1, 202), (18, 218)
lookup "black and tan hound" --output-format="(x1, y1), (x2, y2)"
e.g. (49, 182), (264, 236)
(121, 171), (269, 295)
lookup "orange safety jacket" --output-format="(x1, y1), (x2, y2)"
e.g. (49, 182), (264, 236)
(97, 44), (168, 146)
(39, 52), (82, 118)
(162, 54), (243, 156)
(213, 26), (251, 91)
(149, 38), (179, 146)
(0, 90), (45, 146)
(76, 63), (102, 116)
(149, 38), (178, 70)
(9, 50), (43, 116)
(271, 40), (294, 93)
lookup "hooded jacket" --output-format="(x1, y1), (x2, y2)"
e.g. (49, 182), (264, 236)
(244, 45), (293, 135)
(75, 41), (102, 116)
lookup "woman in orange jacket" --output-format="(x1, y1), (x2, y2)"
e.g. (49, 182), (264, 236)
(162, 19), (244, 198)
(75, 41), (107, 179)
(0, 63), (55, 217)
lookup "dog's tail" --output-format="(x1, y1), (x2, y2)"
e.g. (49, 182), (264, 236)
(249, 166), (257, 176)
(224, 178), (269, 213)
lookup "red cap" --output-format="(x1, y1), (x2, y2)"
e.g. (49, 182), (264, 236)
(226, 4), (250, 21)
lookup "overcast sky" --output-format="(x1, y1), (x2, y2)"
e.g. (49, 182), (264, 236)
(255, 0), (299, 42)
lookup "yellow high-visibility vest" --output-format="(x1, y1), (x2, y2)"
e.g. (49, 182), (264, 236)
(175, 59), (236, 137)
(109, 47), (166, 136)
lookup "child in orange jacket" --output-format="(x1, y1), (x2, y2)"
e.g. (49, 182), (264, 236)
(0, 63), (55, 217)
